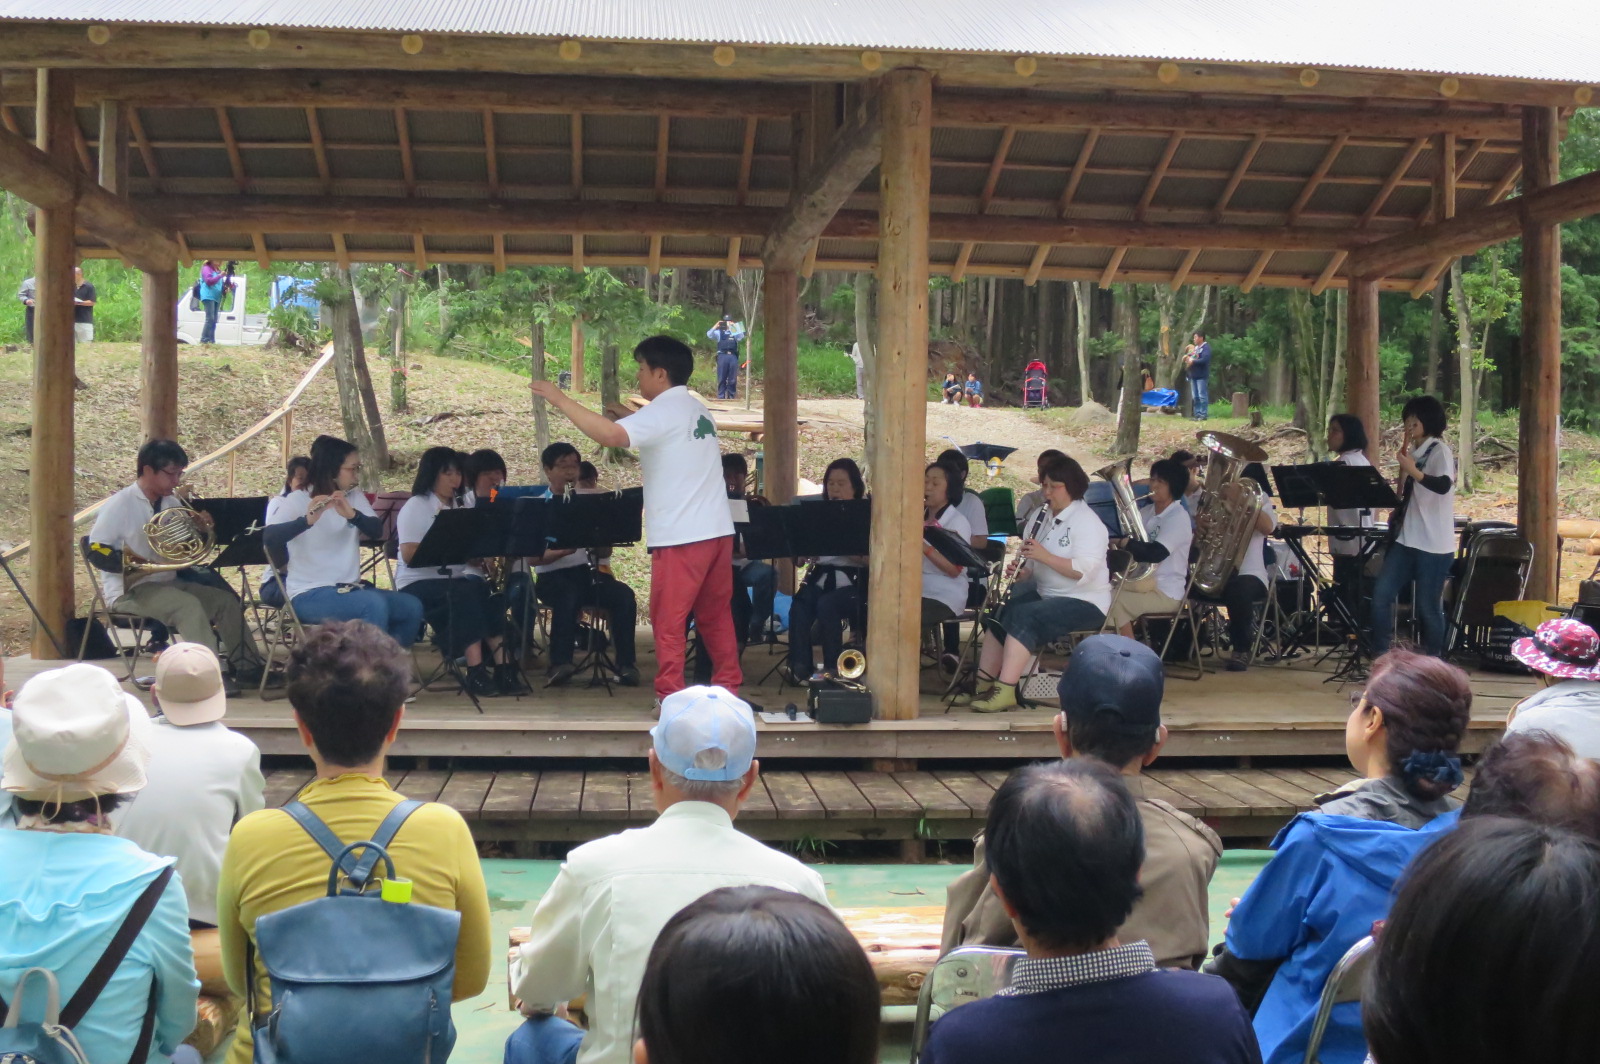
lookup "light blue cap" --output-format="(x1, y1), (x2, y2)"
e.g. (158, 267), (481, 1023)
(650, 685), (757, 782)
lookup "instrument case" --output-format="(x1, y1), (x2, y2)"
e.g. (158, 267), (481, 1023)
(807, 684), (874, 724)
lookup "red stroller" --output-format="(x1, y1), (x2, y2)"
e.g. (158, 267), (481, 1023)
(1021, 360), (1049, 408)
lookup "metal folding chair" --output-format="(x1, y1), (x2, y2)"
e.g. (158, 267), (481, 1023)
(77, 536), (151, 679)
(1447, 529), (1533, 659)
(257, 566), (315, 700)
(1153, 573), (1209, 680)
(1303, 935), (1376, 1064)
(910, 946), (1026, 1062)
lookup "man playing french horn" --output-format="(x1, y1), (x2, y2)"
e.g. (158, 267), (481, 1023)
(959, 454), (1111, 713)
(87, 439), (263, 694)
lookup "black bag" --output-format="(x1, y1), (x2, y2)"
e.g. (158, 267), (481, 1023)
(1579, 560), (1600, 607)
(191, 281), (203, 301)
(1480, 618), (1536, 675)
(67, 617), (117, 660)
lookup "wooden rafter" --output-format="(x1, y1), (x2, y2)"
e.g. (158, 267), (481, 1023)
(1359, 136), (1429, 227)
(71, 121), (93, 175)
(1169, 247), (1201, 291)
(648, 236), (663, 276)
(1099, 246), (1128, 287)
(214, 106), (249, 191)
(725, 238), (742, 277)
(1310, 251), (1348, 295)
(952, 125), (1016, 283)
(1213, 131), (1266, 223)
(653, 114), (670, 198)
(127, 107), (162, 193)
(1137, 131), (1184, 222)
(1059, 128), (1101, 214)
(763, 103), (879, 271)
(482, 109), (500, 197)
(412, 233), (427, 270)
(1288, 134), (1348, 224)
(1023, 244), (1052, 286)
(1407, 158), (1520, 296)
(570, 113), (584, 196)
(395, 108), (416, 195)
(493, 233), (507, 273)
(305, 107), (332, 193)
(727, 115), (759, 277)
(332, 232), (350, 270)
(1240, 251), (1273, 293)
(252, 232), (270, 270)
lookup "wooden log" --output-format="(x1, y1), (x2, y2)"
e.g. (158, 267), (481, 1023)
(1346, 277), (1381, 464)
(867, 68), (932, 722)
(141, 267), (179, 440)
(1520, 106), (1561, 602)
(0, 25), (1582, 107)
(31, 69), (77, 659)
(97, 99), (129, 196)
(1557, 519), (1600, 540)
(762, 269), (799, 503)
(1348, 167), (1600, 278)
(763, 96), (881, 270)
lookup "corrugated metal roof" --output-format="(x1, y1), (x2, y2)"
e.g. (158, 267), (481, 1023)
(1, 0), (1597, 83)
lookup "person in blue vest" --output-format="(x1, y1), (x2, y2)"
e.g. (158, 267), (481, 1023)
(707, 314), (745, 400)
(1183, 331), (1212, 421)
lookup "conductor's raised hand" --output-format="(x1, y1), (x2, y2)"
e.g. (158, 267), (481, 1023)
(530, 379), (564, 403)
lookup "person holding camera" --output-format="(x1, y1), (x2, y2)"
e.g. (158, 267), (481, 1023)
(197, 260), (235, 345)
(707, 314), (745, 400)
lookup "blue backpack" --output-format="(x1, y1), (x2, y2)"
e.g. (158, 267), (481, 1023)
(0, 866), (174, 1064)
(248, 800), (462, 1064)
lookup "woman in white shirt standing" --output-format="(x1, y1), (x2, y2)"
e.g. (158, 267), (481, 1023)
(1106, 458), (1194, 635)
(968, 455), (1110, 713)
(263, 434), (424, 646)
(1372, 395), (1457, 658)
(1326, 413), (1375, 627)
(396, 446), (521, 697)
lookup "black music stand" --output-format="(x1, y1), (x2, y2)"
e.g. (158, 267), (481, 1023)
(409, 508), (510, 712)
(543, 491), (645, 694)
(924, 527), (988, 575)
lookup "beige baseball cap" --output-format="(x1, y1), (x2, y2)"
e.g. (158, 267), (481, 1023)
(152, 642), (228, 726)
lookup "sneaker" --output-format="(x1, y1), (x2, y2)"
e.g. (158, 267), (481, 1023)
(465, 664), (499, 697)
(972, 685), (1019, 713)
(613, 664), (641, 687)
(545, 662), (578, 688)
(651, 698), (663, 720)
(1225, 654), (1249, 672)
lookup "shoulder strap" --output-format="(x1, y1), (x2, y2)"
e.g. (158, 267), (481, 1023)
(58, 865), (174, 1029)
(283, 798), (424, 889)
(282, 801), (347, 863)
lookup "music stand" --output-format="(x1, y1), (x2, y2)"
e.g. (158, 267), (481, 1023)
(1270, 464), (1323, 511)
(193, 497), (271, 545)
(544, 492), (645, 693)
(924, 527), (987, 575)
(409, 508), (512, 712)
(740, 500), (870, 560)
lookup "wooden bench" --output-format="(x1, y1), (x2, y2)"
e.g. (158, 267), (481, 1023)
(262, 765), (1355, 845)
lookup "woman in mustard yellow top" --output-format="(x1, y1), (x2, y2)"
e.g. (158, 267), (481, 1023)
(216, 620), (491, 1064)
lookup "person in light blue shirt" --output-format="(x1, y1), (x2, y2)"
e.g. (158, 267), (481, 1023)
(0, 655), (12, 828)
(707, 315), (746, 400)
(0, 663), (199, 1062)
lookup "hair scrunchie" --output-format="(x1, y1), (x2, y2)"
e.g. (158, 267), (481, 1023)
(1401, 750), (1464, 790)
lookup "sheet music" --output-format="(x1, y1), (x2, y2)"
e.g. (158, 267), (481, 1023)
(728, 498), (750, 523)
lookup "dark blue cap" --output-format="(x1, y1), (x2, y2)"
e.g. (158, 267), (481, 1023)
(1058, 634), (1165, 735)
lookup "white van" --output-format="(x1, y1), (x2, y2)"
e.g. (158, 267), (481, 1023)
(175, 274), (274, 346)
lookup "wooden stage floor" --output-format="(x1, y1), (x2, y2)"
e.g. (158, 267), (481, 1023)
(8, 639), (1533, 763)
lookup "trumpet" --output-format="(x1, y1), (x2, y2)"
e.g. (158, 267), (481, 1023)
(834, 648), (867, 691)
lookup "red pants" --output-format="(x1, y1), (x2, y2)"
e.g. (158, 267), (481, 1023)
(650, 535), (741, 699)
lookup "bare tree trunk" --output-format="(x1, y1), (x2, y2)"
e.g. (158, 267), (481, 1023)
(984, 277), (998, 361)
(1325, 288), (1347, 445)
(329, 290), (382, 490)
(529, 317), (550, 456)
(1449, 258), (1476, 491)
(1113, 285), (1144, 455)
(854, 271), (880, 482)
(389, 284), (409, 415)
(1287, 290), (1321, 433)
(1073, 281), (1092, 405)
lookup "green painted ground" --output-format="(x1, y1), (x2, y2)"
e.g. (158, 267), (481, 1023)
(449, 851), (1271, 1064)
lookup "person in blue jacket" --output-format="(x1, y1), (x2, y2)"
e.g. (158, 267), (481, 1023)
(707, 315), (745, 400)
(1183, 331), (1212, 420)
(1207, 649), (1472, 1064)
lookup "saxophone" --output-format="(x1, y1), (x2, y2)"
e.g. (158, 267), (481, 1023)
(1190, 431), (1271, 597)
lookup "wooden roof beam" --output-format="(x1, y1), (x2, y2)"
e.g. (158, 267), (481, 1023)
(0, 122), (177, 271)
(1100, 247), (1128, 286)
(653, 114), (670, 200)
(305, 107), (332, 193)
(763, 94), (881, 271)
(482, 109), (499, 198)
(214, 106), (249, 191)
(395, 108), (416, 195)
(251, 232), (270, 270)
(1409, 154), (1517, 296)
(126, 106), (162, 194)
(1349, 163), (1598, 277)
(332, 232), (350, 271)
(1311, 251), (1348, 295)
(1169, 247), (1201, 290)
(1288, 134), (1348, 223)
(1240, 250), (1273, 293)
(1024, 126), (1102, 288)
(953, 124), (1016, 283)
(1359, 136), (1429, 227)
(412, 233), (427, 270)
(1213, 131), (1266, 223)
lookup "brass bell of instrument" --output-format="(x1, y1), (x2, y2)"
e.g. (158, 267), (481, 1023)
(837, 649), (866, 680)
(126, 505), (216, 586)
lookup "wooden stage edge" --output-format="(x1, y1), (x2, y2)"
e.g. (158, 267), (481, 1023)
(7, 651), (1531, 762)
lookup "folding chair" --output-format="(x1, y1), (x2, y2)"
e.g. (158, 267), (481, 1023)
(909, 946), (1026, 1063)
(1302, 935), (1376, 1064)
(77, 536), (151, 680)
(256, 567), (315, 701)
(1447, 529), (1533, 659)
(1154, 573), (1209, 680)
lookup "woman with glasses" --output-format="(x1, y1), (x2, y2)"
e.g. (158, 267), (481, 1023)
(1371, 395), (1456, 657)
(1206, 649), (1472, 1064)
(263, 434), (424, 647)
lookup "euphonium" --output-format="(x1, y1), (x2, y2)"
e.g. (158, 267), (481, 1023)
(1093, 456), (1158, 584)
(1190, 430), (1270, 597)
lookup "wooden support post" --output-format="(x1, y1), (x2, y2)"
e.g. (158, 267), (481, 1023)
(140, 267), (179, 440)
(1520, 106), (1561, 601)
(96, 99), (128, 195)
(1346, 276), (1380, 465)
(281, 407), (294, 465)
(32, 69), (77, 659)
(570, 317), (585, 391)
(762, 269), (799, 504)
(866, 68), (932, 722)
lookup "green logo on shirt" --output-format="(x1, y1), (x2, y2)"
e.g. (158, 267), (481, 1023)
(694, 415), (717, 440)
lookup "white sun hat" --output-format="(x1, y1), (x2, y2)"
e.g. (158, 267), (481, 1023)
(2, 663), (153, 802)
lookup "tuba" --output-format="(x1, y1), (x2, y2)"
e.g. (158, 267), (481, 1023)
(1094, 456), (1158, 584)
(1190, 431), (1270, 597)
(126, 501), (216, 586)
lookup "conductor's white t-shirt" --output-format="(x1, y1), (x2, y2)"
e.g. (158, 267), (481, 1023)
(922, 504), (973, 615)
(616, 386), (734, 549)
(270, 488), (377, 601)
(1397, 438), (1456, 556)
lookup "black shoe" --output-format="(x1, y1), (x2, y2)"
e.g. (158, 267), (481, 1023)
(465, 664), (499, 697)
(613, 665), (641, 687)
(233, 663), (265, 687)
(546, 662), (578, 688)
(222, 673), (242, 698)
(1225, 653), (1249, 672)
(494, 663), (531, 696)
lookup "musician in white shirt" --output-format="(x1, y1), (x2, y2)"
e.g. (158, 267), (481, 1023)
(1194, 488), (1278, 672)
(784, 458), (869, 684)
(1014, 449), (1067, 528)
(396, 446), (522, 697)
(1106, 459), (1194, 634)
(258, 455), (310, 609)
(1326, 414), (1375, 624)
(1372, 395), (1457, 658)
(968, 456), (1111, 713)
(921, 464), (974, 633)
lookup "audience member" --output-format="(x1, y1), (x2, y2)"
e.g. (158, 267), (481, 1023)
(634, 886), (878, 1064)
(1461, 730), (1600, 836)
(1364, 817), (1600, 1064)
(507, 685), (829, 1064)
(1505, 617), (1600, 757)
(0, 663), (200, 1063)
(1207, 649), (1470, 1064)
(943, 635), (1221, 969)
(921, 759), (1260, 1064)
(0, 655), (12, 828)
(114, 643), (265, 997)
(1014, 449), (1067, 526)
(217, 620), (491, 1064)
